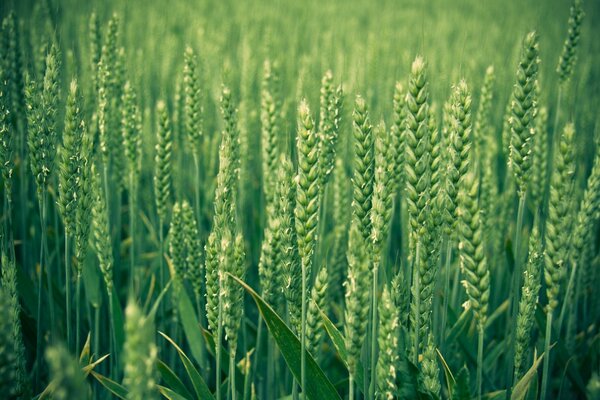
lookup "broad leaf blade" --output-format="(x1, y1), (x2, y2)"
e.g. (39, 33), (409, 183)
(157, 359), (194, 400)
(159, 331), (214, 400)
(232, 275), (341, 400)
(90, 371), (128, 399)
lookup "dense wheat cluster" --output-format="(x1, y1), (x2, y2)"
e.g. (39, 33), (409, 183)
(1, 0), (599, 399)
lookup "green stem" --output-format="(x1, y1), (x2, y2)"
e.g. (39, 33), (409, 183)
(477, 326), (484, 400)
(558, 261), (577, 335)
(507, 193), (526, 394)
(349, 374), (355, 400)
(230, 349), (237, 400)
(553, 86), (562, 144)
(216, 274), (224, 400)
(129, 172), (136, 291)
(65, 232), (72, 349)
(194, 153), (202, 236)
(369, 258), (379, 400)
(35, 194), (45, 390)
(250, 317), (263, 398)
(301, 258), (307, 397)
(540, 311), (553, 400)
(76, 272), (82, 352)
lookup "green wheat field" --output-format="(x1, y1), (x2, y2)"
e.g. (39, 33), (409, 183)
(0, 0), (599, 398)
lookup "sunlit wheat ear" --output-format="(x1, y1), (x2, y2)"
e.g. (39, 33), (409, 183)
(318, 70), (343, 186)
(391, 81), (406, 192)
(306, 263), (328, 357)
(91, 163), (114, 293)
(473, 66), (495, 162)
(184, 46), (203, 155)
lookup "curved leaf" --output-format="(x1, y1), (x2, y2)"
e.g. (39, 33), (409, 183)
(231, 275), (341, 400)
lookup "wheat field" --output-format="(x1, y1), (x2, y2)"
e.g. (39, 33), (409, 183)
(0, 0), (599, 399)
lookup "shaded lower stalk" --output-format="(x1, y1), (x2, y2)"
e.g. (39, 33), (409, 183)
(65, 232), (72, 349)
(349, 374), (355, 400)
(540, 311), (553, 400)
(194, 154), (202, 235)
(477, 326), (484, 400)
(35, 194), (46, 389)
(75, 271), (82, 351)
(129, 172), (136, 290)
(230, 349), (237, 400)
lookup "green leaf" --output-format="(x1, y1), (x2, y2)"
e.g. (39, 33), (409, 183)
(157, 360), (194, 400)
(110, 286), (125, 354)
(158, 385), (192, 400)
(231, 275), (341, 400)
(512, 351), (545, 400)
(436, 349), (456, 397)
(452, 366), (471, 400)
(83, 256), (102, 308)
(318, 306), (365, 393)
(176, 285), (207, 368)
(159, 331), (214, 400)
(90, 371), (128, 399)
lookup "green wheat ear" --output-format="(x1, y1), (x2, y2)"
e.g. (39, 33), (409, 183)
(306, 263), (328, 358)
(123, 300), (158, 400)
(45, 344), (90, 399)
(376, 285), (400, 399)
(545, 123), (576, 312)
(154, 100), (173, 222)
(344, 223), (370, 377)
(318, 70), (343, 186)
(58, 79), (85, 236)
(0, 253), (30, 398)
(509, 31), (539, 197)
(351, 95), (374, 243)
(514, 220), (543, 382)
(0, 62), (14, 202)
(557, 0), (584, 84)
